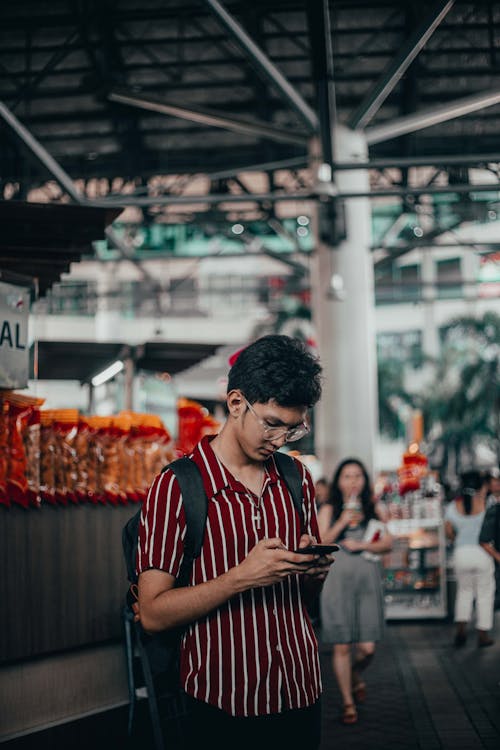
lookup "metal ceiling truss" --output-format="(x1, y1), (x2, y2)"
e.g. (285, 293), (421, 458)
(2, 0), (500, 273)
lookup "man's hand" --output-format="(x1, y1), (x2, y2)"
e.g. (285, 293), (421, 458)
(294, 533), (335, 582)
(233, 536), (333, 591)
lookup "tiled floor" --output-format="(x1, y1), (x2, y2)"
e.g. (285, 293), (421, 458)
(319, 617), (500, 750)
(2, 617), (499, 749)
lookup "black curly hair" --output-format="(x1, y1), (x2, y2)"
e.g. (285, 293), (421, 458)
(227, 334), (322, 407)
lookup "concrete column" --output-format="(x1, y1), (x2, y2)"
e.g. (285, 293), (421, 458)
(94, 265), (121, 342)
(311, 126), (378, 476)
(421, 248), (440, 359)
(123, 357), (135, 411)
(461, 247), (479, 308)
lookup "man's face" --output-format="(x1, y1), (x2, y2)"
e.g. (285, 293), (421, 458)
(237, 397), (308, 461)
(490, 476), (500, 499)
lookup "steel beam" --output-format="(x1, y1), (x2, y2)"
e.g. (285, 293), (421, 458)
(206, 156), (308, 181)
(349, 0), (454, 130)
(366, 88), (500, 145)
(93, 178), (500, 207)
(0, 100), (83, 203)
(94, 191), (316, 208)
(0, 99), (146, 273)
(108, 90), (309, 146)
(338, 181), (500, 198)
(203, 0), (318, 133)
(373, 241), (500, 250)
(307, 0), (336, 169)
(332, 152), (500, 171)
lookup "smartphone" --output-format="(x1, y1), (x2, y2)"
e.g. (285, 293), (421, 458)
(294, 544), (339, 555)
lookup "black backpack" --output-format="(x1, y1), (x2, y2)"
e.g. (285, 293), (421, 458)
(121, 451), (304, 715)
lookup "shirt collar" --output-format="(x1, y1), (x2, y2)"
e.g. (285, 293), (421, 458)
(191, 434), (282, 499)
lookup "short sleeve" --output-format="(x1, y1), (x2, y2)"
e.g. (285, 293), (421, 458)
(137, 470), (187, 577)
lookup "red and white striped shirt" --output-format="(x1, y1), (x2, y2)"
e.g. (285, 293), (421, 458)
(137, 435), (322, 717)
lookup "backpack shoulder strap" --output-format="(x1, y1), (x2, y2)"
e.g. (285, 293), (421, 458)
(165, 456), (208, 587)
(273, 451), (304, 526)
(122, 507), (143, 584)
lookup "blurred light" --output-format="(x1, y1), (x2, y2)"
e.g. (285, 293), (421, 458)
(297, 226), (309, 237)
(317, 162), (332, 182)
(297, 215), (309, 226)
(231, 223), (244, 235)
(329, 273), (346, 301)
(91, 360), (124, 387)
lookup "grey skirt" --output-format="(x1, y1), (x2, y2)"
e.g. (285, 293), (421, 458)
(320, 547), (386, 644)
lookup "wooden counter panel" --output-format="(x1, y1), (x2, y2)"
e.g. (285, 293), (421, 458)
(1, 503), (137, 662)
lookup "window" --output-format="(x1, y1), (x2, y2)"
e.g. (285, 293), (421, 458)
(436, 258), (462, 299)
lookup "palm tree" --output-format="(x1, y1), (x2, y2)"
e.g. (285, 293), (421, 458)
(422, 311), (500, 478)
(377, 358), (415, 439)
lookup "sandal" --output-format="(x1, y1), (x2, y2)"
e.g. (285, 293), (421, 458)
(352, 680), (367, 703)
(340, 703), (358, 724)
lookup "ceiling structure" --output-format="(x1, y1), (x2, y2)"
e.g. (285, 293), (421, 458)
(0, 200), (120, 295)
(31, 340), (220, 381)
(1, 0), (500, 272)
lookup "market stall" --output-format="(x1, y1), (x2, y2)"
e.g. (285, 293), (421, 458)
(379, 447), (448, 620)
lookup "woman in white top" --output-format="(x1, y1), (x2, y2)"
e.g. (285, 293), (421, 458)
(444, 470), (495, 648)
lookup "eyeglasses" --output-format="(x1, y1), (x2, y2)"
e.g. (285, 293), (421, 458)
(243, 398), (309, 443)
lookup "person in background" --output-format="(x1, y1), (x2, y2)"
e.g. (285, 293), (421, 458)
(486, 466), (500, 508)
(317, 458), (392, 725)
(479, 467), (500, 611)
(137, 335), (334, 750)
(314, 477), (330, 509)
(444, 470), (495, 648)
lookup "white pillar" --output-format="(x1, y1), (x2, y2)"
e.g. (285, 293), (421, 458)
(311, 126), (378, 477)
(421, 248), (440, 359)
(94, 265), (121, 342)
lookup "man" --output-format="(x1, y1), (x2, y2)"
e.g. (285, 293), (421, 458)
(137, 335), (333, 749)
(480, 466), (500, 611)
(486, 466), (500, 508)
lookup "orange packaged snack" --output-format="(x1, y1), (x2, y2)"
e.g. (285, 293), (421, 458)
(40, 410), (57, 505)
(85, 416), (111, 504)
(74, 418), (91, 504)
(51, 410), (79, 505)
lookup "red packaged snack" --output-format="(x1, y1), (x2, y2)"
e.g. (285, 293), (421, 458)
(40, 410), (57, 505)
(24, 406), (42, 507)
(5, 392), (45, 508)
(176, 398), (221, 457)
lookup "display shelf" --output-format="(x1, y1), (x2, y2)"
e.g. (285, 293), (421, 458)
(383, 516), (447, 619)
(385, 586), (439, 593)
(384, 566), (440, 572)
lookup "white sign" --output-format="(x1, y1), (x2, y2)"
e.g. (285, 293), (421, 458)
(0, 280), (29, 388)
